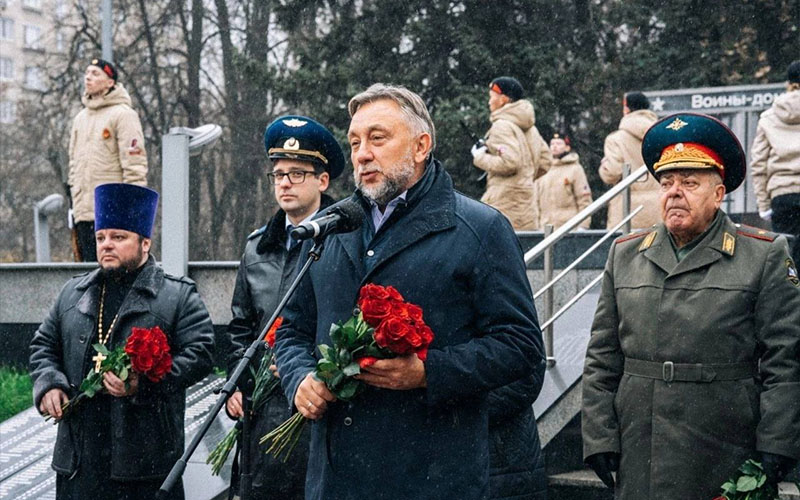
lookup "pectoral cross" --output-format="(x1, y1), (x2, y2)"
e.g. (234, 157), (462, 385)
(93, 352), (107, 373)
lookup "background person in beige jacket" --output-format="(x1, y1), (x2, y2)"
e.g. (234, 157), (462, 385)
(750, 60), (800, 264)
(68, 58), (148, 261)
(472, 77), (551, 230)
(599, 91), (660, 230)
(536, 133), (592, 229)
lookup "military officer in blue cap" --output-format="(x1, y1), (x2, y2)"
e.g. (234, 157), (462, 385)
(224, 116), (343, 499)
(582, 113), (800, 499)
(30, 183), (215, 500)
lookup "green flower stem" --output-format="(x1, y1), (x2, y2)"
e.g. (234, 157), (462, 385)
(206, 425), (241, 476)
(261, 412), (307, 463)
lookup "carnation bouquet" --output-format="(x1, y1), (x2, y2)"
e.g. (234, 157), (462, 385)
(206, 318), (284, 475)
(260, 284), (433, 462)
(44, 325), (172, 421)
(713, 459), (779, 500)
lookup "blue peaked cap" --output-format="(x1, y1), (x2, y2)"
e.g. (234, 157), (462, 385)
(263, 115), (345, 179)
(94, 183), (159, 238)
(642, 113), (746, 193)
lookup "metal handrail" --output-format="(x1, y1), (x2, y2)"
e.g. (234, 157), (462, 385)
(533, 205), (643, 300)
(530, 163), (648, 367)
(539, 272), (605, 332)
(524, 164), (648, 265)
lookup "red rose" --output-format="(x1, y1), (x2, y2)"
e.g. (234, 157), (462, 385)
(384, 286), (403, 302)
(125, 326), (172, 383)
(391, 302), (423, 323)
(359, 298), (393, 327)
(418, 324), (434, 346)
(357, 356), (378, 368)
(265, 316), (283, 349)
(374, 317), (417, 355)
(150, 354), (172, 382)
(358, 283), (404, 303)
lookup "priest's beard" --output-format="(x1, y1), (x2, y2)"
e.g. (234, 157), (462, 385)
(100, 245), (145, 281)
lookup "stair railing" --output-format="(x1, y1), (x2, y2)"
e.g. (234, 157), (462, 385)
(527, 164), (648, 367)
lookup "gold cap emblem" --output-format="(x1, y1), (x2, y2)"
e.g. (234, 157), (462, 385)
(666, 118), (688, 131)
(282, 118), (308, 128)
(283, 137), (300, 150)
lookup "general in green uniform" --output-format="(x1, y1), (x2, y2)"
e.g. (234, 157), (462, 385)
(581, 113), (800, 499)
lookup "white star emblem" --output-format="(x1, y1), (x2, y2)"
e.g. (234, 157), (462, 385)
(651, 97), (665, 112)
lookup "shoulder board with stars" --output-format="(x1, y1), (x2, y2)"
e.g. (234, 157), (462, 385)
(734, 223), (776, 242)
(248, 225), (267, 240)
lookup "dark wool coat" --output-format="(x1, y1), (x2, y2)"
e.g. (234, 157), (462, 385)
(275, 159), (544, 500)
(225, 195), (334, 498)
(29, 256), (215, 480)
(489, 370), (547, 500)
(582, 211), (800, 500)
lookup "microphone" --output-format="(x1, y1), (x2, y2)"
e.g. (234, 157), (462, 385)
(290, 199), (364, 242)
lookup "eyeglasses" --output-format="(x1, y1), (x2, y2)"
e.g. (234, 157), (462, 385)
(266, 170), (317, 185)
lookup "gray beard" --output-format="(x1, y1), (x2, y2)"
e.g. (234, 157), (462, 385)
(357, 153), (416, 206)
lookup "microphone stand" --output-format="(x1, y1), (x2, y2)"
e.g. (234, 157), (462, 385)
(157, 239), (326, 500)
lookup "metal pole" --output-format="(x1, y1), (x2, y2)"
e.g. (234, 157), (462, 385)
(162, 131), (190, 276)
(543, 224), (556, 368)
(33, 194), (63, 263)
(102, 0), (113, 62)
(33, 206), (49, 263)
(622, 163), (632, 235)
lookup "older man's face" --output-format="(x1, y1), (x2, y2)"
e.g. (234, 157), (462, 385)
(658, 169), (725, 241)
(348, 99), (426, 206)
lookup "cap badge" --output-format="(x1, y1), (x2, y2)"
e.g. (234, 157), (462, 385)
(674, 143), (684, 152)
(283, 137), (300, 150)
(283, 118), (308, 128)
(91, 58), (99, 65)
(666, 117), (688, 131)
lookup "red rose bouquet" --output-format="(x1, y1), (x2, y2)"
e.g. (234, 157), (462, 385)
(44, 326), (172, 422)
(260, 284), (433, 461)
(207, 317), (284, 475)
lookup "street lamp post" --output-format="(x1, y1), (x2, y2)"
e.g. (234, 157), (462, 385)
(161, 124), (222, 276)
(34, 194), (64, 262)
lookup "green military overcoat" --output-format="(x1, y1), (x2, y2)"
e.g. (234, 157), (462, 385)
(582, 210), (800, 499)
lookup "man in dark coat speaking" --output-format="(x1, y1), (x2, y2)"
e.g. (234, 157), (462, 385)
(29, 183), (216, 500)
(274, 83), (544, 499)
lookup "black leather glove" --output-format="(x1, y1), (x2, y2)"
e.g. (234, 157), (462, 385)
(761, 452), (796, 486)
(585, 452), (620, 489)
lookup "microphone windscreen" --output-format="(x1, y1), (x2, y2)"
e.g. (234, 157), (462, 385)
(331, 199), (364, 233)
